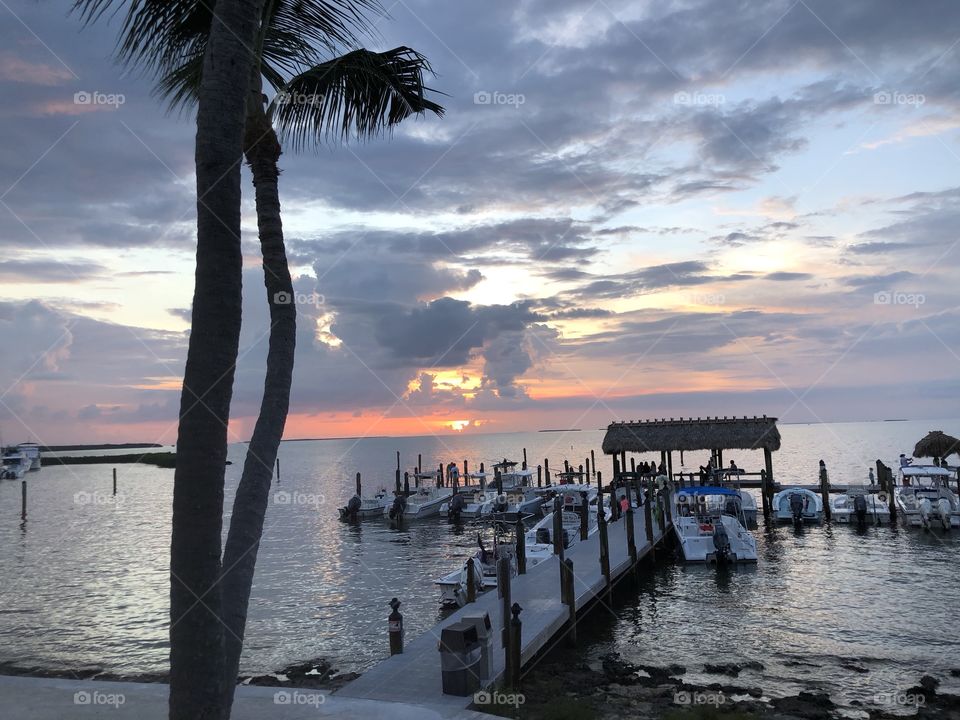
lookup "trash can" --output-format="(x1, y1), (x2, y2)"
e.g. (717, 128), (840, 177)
(438, 620), (481, 696)
(461, 611), (493, 685)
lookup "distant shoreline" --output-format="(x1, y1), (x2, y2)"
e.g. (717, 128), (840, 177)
(538, 428), (582, 432)
(40, 443), (164, 452)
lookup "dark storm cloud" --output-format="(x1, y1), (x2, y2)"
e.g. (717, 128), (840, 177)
(568, 261), (739, 301)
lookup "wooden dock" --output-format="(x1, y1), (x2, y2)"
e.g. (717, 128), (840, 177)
(338, 503), (672, 716)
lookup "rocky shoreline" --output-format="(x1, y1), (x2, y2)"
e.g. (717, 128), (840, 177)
(476, 653), (960, 720)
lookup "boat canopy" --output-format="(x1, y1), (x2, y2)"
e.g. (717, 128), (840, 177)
(901, 465), (953, 477)
(677, 486), (739, 497)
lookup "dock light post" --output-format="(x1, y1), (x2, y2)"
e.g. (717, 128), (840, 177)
(388, 598), (404, 655)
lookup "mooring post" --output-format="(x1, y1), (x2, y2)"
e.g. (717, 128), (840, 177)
(522, 448), (527, 470)
(544, 458), (550, 486)
(585, 457), (590, 480)
(760, 469), (770, 519)
(403, 471), (410, 495)
(516, 516), (527, 574)
(667, 451), (674, 480)
(564, 459), (570, 475)
(417, 453), (422, 476)
(498, 556), (511, 649)
(509, 603), (522, 691)
(561, 558), (576, 645)
(479, 462), (486, 490)
(625, 482), (637, 566)
(878, 460), (896, 521)
(552, 496), (564, 558)
(630, 457), (636, 474)
(579, 491), (589, 540)
(643, 484), (654, 547)
(355, 472), (362, 496)
(819, 461), (832, 521)
(466, 557), (477, 604)
(598, 502), (610, 586)
(388, 598), (404, 655)
(464, 459), (468, 479)
(663, 480), (673, 527)
(439, 463), (444, 488)
(21, 480), (27, 520)
(275, 457), (280, 483)
(591, 449), (596, 478)
(537, 464), (542, 487)
(112, 467), (117, 496)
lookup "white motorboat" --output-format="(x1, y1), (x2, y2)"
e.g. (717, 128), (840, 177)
(772, 487), (824, 525)
(1, 449), (30, 479)
(385, 485), (453, 520)
(894, 465), (960, 530)
(338, 487), (391, 521)
(435, 523), (524, 606)
(526, 484), (603, 549)
(16, 443), (41, 471)
(673, 487), (757, 563)
(830, 485), (891, 525)
(441, 488), (500, 520)
(738, 490), (758, 528)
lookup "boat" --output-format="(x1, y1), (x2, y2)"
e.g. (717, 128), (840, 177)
(385, 485), (453, 520)
(526, 484), (604, 549)
(738, 490), (758, 528)
(894, 465), (960, 530)
(771, 487), (824, 525)
(830, 485), (890, 526)
(435, 521), (521, 606)
(16, 443), (41, 471)
(708, 469), (757, 528)
(338, 487), (391, 521)
(1, 449), (30, 479)
(673, 487), (757, 563)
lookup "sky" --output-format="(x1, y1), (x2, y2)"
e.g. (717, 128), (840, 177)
(1, 0), (959, 445)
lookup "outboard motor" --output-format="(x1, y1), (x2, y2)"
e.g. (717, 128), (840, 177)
(853, 494), (868, 528)
(937, 498), (952, 531)
(388, 494), (406, 521)
(535, 527), (551, 545)
(918, 497), (932, 531)
(712, 522), (731, 564)
(448, 493), (465, 523)
(344, 494), (362, 522)
(493, 494), (508, 514)
(789, 493), (805, 528)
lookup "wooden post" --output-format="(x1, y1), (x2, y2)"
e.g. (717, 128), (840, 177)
(388, 598), (403, 655)
(537, 464), (542, 487)
(21, 480), (27, 520)
(466, 558), (477, 604)
(619, 451), (626, 475)
(763, 447), (774, 504)
(464, 459), (468, 479)
(667, 451), (673, 480)
(564, 459), (570, 474)
(112, 467), (117, 496)
(717, 449), (723, 470)
(585, 457), (590, 480)
(625, 483), (637, 566)
(663, 480), (673, 526)
(516, 516), (527, 574)
(878, 460), (896, 521)
(579, 491), (588, 540)
(403, 471), (410, 495)
(591, 449), (596, 478)
(418, 453), (422, 476)
(522, 448), (527, 470)
(498, 556), (511, 649)
(275, 457), (280, 482)
(630, 457), (636, 473)
(561, 558), (576, 645)
(598, 502), (610, 585)
(660, 450), (667, 473)
(438, 463), (444, 488)
(613, 456), (620, 481)
(643, 484), (654, 545)
(509, 603), (522, 691)
(395, 467), (401, 495)
(760, 469), (770, 519)
(355, 472), (361, 496)
(552, 496), (564, 558)
(544, 458), (550, 486)
(819, 461), (831, 521)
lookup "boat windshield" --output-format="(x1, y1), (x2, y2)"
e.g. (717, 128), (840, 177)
(678, 492), (741, 519)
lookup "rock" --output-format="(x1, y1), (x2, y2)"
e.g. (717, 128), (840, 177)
(840, 661), (870, 674)
(703, 663), (743, 677)
(919, 675), (940, 694)
(772, 691), (834, 719)
(950, 669), (960, 678)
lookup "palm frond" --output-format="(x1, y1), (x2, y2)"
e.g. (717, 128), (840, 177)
(270, 47), (445, 150)
(71, 0), (384, 81)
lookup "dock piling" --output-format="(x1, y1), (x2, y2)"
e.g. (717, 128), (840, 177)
(515, 517), (527, 575)
(21, 480), (27, 520)
(537, 464), (542, 487)
(508, 603), (522, 691)
(522, 448), (527, 470)
(760, 469), (770, 519)
(585, 457), (590, 480)
(466, 558), (476, 604)
(643, 485), (654, 546)
(579, 491), (588, 540)
(112, 467), (117, 496)
(404, 471), (410, 495)
(388, 598), (404, 655)
(591, 449), (596, 477)
(552, 496), (564, 558)
(625, 483), (637, 567)
(276, 457), (280, 483)
(819, 461), (832, 521)
(497, 557), (511, 649)
(560, 558), (576, 646)
(544, 458), (550, 486)
(598, 502), (610, 586)
(356, 472), (362, 496)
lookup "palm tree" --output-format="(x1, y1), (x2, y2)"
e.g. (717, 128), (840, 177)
(75, 2), (442, 717)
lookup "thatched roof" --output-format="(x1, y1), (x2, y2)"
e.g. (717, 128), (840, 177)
(602, 416), (780, 454)
(914, 430), (960, 459)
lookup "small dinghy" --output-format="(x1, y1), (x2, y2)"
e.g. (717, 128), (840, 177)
(830, 485), (890, 526)
(338, 488), (391, 521)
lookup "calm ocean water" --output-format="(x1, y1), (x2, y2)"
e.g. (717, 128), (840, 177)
(1, 420), (958, 711)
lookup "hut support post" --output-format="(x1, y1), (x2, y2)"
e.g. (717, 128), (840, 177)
(760, 469), (770, 519)
(667, 451), (673, 480)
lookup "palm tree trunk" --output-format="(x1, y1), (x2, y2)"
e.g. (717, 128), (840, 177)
(170, 1), (263, 719)
(218, 67), (297, 718)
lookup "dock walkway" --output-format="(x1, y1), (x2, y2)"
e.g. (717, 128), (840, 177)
(339, 504), (671, 717)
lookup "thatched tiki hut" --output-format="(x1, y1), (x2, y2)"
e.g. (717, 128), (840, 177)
(913, 430), (960, 464)
(602, 416), (781, 514)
